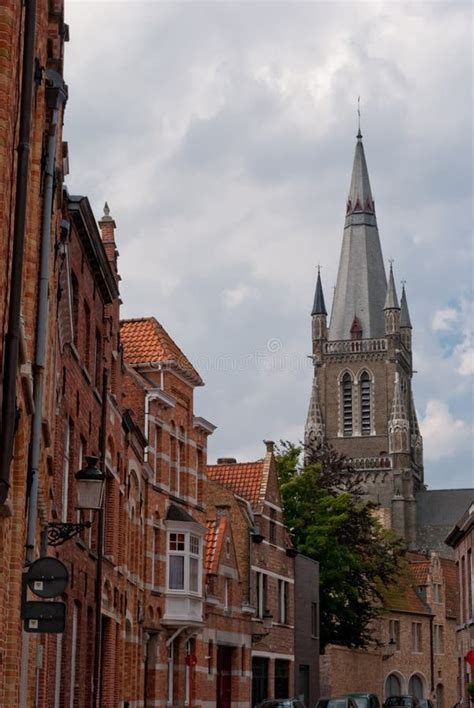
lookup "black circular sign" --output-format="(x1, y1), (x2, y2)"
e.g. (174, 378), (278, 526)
(26, 557), (69, 598)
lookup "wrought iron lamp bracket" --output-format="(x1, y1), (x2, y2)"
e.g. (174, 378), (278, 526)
(47, 521), (92, 547)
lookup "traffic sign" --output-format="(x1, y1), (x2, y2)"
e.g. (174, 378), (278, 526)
(23, 601), (66, 633)
(26, 557), (69, 599)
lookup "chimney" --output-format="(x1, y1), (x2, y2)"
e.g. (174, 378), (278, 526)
(216, 457), (237, 465)
(98, 202), (119, 282)
(263, 440), (274, 454)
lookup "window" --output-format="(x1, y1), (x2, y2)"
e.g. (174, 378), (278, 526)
(71, 272), (79, 346)
(412, 621), (422, 653)
(83, 301), (91, 369)
(151, 524), (160, 590)
(433, 583), (442, 603)
(408, 674), (424, 700)
(224, 578), (230, 611)
(385, 673), (401, 698)
(207, 640), (213, 675)
(342, 373), (353, 436)
(61, 420), (72, 522)
(167, 532), (201, 594)
(153, 425), (162, 484)
(360, 372), (371, 435)
(269, 507), (277, 545)
(389, 619), (400, 650)
(311, 602), (318, 638)
(94, 328), (102, 389)
(278, 580), (288, 624)
(256, 572), (267, 619)
(274, 659), (290, 699)
(417, 585), (427, 601)
(434, 624), (444, 654)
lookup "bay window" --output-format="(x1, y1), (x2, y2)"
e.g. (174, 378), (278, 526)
(167, 531), (202, 594)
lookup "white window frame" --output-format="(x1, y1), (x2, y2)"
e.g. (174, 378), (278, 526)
(412, 621), (422, 653)
(166, 530), (202, 595)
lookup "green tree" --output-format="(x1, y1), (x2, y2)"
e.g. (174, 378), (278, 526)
(276, 441), (406, 650)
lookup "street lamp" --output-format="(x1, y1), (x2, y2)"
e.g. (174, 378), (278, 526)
(48, 456), (105, 546)
(382, 636), (397, 661)
(252, 609), (274, 644)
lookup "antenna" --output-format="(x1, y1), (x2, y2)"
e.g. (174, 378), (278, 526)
(357, 96), (362, 139)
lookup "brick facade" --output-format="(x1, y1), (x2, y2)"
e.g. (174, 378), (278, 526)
(446, 503), (474, 707)
(320, 553), (459, 708)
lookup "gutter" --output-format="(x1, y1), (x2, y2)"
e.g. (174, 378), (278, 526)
(0, 0), (37, 504)
(25, 69), (67, 561)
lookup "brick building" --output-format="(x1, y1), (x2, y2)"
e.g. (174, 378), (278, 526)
(446, 502), (474, 706)
(0, 1), (68, 704)
(320, 553), (459, 707)
(207, 443), (297, 707)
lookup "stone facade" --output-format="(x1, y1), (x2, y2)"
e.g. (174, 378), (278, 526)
(446, 503), (474, 707)
(306, 133), (423, 547)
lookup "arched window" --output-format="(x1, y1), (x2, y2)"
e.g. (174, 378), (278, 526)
(408, 674), (424, 699)
(342, 373), (353, 436)
(360, 372), (371, 435)
(385, 673), (401, 698)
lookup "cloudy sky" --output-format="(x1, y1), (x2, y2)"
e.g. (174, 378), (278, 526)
(64, 1), (473, 488)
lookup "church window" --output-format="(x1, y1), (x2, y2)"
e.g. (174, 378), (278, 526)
(342, 373), (353, 436)
(360, 372), (371, 435)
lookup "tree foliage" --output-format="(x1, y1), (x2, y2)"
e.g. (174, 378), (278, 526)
(276, 440), (406, 650)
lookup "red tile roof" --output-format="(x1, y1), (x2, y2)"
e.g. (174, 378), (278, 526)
(205, 517), (227, 575)
(207, 461), (265, 506)
(384, 578), (431, 615)
(410, 560), (430, 586)
(120, 317), (203, 385)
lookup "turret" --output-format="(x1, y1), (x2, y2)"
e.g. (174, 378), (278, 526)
(98, 202), (120, 285)
(388, 372), (409, 454)
(304, 376), (325, 460)
(311, 267), (327, 351)
(400, 283), (412, 351)
(384, 263), (400, 335)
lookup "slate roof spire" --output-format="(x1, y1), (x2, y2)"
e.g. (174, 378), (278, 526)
(400, 284), (412, 328)
(329, 131), (387, 341)
(311, 266), (327, 315)
(384, 262), (400, 310)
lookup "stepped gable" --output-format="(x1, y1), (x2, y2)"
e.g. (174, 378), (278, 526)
(207, 461), (265, 507)
(121, 316), (203, 386)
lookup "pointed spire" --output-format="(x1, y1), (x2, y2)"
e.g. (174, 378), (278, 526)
(304, 376), (325, 458)
(329, 131), (387, 340)
(346, 134), (374, 215)
(400, 284), (412, 328)
(312, 267), (327, 316)
(384, 262), (400, 310)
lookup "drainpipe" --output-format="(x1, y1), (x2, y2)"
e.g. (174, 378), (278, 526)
(25, 69), (67, 562)
(0, 0), (37, 504)
(429, 614), (434, 694)
(92, 367), (109, 708)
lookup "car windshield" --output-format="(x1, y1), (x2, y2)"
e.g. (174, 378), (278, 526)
(260, 702), (293, 708)
(353, 700), (369, 708)
(385, 699), (412, 706)
(328, 700), (348, 708)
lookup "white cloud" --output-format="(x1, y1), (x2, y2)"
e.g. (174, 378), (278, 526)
(432, 307), (458, 331)
(454, 335), (474, 377)
(420, 400), (471, 461)
(222, 284), (253, 309)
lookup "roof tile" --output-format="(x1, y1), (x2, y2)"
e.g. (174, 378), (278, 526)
(121, 317), (203, 385)
(207, 462), (265, 506)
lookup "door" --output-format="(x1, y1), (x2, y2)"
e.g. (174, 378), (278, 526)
(252, 657), (269, 707)
(217, 645), (233, 708)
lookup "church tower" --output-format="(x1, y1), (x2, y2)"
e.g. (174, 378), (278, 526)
(305, 128), (423, 546)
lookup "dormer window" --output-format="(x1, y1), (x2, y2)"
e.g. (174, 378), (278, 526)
(350, 316), (363, 341)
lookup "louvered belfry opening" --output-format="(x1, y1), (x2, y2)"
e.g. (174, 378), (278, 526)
(360, 372), (371, 435)
(342, 373), (353, 436)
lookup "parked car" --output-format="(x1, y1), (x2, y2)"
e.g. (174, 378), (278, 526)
(257, 700), (306, 708)
(346, 693), (380, 708)
(418, 701), (433, 708)
(315, 698), (359, 708)
(383, 697), (419, 708)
